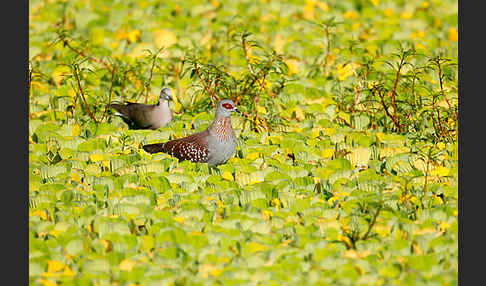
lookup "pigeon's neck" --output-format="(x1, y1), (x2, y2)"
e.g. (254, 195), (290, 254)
(209, 116), (234, 141)
(157, 99), (169, 108)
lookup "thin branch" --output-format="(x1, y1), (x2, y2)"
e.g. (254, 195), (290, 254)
(121, 68), (128, 102)
(374, 87), (402, 131)
(62, 38), (112, 71)
(322, 26), (331, 69)
(361, 204), (382, 240)
(72, 65), (97, 123)
(239, 76), (259, 99)
(255, 71), (267, 106)
(423, 156), (430, 194)
(193, 62), (219, 106)
(145, 50), (161, 103)
(241, 36), (257, 77)
(101, 66), (116, 122)
(28, 65), (33, 119)
(391, 53), (406, 124)
(436, 58), (458, 120)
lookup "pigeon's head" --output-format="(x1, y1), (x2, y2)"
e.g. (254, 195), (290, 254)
(216, 99), (240, 117)
(160, 88), (173, 101)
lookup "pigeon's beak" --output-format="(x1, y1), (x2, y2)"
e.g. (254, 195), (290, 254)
(167, 95), (173, 101)
(234, 107), (240, 113)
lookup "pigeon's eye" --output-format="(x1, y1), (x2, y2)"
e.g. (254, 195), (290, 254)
(222, 103), (234, 110)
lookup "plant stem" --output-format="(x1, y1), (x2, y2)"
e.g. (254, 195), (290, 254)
(28, 65), (33, 119)
(145, 53), (159, 103)
(101, 66), (116, 122)
(423, 155), (430, 195)
(391, 53), (405, 128)
(121, 68), (128, 102)
(436, 58), (458, 120)
(62, 38), (112, 71)
(73, 65), (97, 123)
(361, 204), (382, 240)
(193, 62), (218, 105)
(375, 87), (401, 131)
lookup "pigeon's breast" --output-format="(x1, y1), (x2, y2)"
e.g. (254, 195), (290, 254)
(149, 104), (172, 129)
(207, 137), (236, 165)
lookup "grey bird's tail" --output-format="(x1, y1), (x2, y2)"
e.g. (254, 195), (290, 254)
(106, 103), (130, 119)
(142, 143), (166, 154)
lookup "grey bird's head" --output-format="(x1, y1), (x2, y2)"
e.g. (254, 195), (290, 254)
(216, 99), (240, 118)
(159, 88), (173, 102)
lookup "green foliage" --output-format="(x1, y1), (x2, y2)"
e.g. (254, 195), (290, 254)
(29, 0), (457, 285)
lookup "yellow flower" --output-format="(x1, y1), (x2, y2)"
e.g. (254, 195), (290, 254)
(47, 260), (65, 273)
(338, 234), (353, 249)
(173, 217), (184, 224)
(256, 105), (267, 114)
(293, 106), (305, 121)
(109, 41), (120, 49)
(210, 268), (222, 277)
(401, 11), (414, 19)
(367, 81), (379, 89)
(49, 229), (63, 237)
(343, 11), (359, 20)
(415, 43), (427, 50)
(437, 142), (446, 150)
(273, 33), (285, 54)
(72, 123), (81, 137)
(246, 152), (260, 161)
(270, 198), (281, 209)
(303, 0), (316, 20)
(119, 259), (136, 271)
(448, 27), (458, 42)
(285, 59), (300, 75)
(383, 8), (393, 17)
(328, 195), (339, 205)
(153, 29), (177, 49)
(369, 0), (379, 6)
(222, 171), (234, 181)
(439, 221), (450, 232)
(62, 266), (76, 277)
(199, 264), (222, 278)
(410, 30), (426, 40)
(337, 62), (359, 81)
(262, 210), (272, 220)
(99, 239), (112, 252)
(247, 241), (268, 253)
(31, 209), (48, 220)
(430, 166), (450, 177)
(409, 196), (419, 205)
(126, 30), (141, 43)
(323, 127), (336, 136)
(316, 1), (329, 11)
(39, 279), (57, 286)
(51, 66), (71, 87)
(321, 149), (334, 159)
(30, 81), (48, 93)
(343, 249), (372, 259)
(89, 153), (104, 162)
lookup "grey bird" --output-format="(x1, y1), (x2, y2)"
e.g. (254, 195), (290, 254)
(143, 99), (240, 166)
(107, 88), (173, 130)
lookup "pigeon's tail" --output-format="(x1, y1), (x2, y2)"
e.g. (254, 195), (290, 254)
(106, 103), (129, 119)
(142, 143), (167, 154)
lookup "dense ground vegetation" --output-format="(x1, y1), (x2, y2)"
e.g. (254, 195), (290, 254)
(29, 0), (458, 285)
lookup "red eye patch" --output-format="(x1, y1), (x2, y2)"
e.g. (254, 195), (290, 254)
(222, 103), (234, 109)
